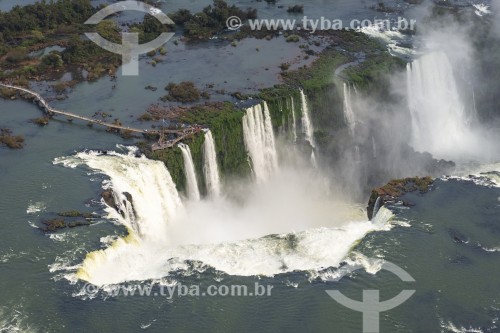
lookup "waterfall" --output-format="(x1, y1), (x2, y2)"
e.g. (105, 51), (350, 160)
(179, 143), (200, 200)
(290, 96), (297, 142)
(300, 89), (315, 148)
(54, 150), (184, 285)
(343, 83), (356, 136)
(372, 136), (377, 159)
(242, 102), (278, 183)
(372, 196), (382, 220)
(54, 148), (395, 286)
(203, 130), (221, 198)
(300, 89), (318, 167)
(354, 145), (361, 164)
(407, 51), (479, 159)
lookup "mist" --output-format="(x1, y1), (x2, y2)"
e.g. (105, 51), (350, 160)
(322, 2), (500, 201)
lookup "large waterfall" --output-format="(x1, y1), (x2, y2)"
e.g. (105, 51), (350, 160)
(54, 147), (395, 286)
(343, 83), (356, 136)
(55, 150), (184, 285)
(203, 130), (221, 198)
(407, 51), (480, 160)
(179, 143), (200, 200)
(242, 102), (278, 183)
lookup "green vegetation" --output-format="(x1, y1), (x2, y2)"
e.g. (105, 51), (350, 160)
(41, 215), (93, 232)
(129, 15), (173, 44)
(0, 0), (94, 35)
(170, 0), (257, 40)
(0, 0), (173, 82)
(138, 112), (154, 121)
(0, 87), (17, 99)
(285, 35), (300, 43)
(32, 117), (50, 126)
(0, 128), (24, 149)
(144, 29), (407, 193)
(41, 218), (66, 232)
(163, 81), (201, 103)
(367, 176), (433, 219)
(57, 210), (93, 218)
(150, 102), (250, 193)
(344, 54), (405, 101)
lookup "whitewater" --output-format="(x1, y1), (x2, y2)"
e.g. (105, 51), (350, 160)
(53, 102), (395, 286)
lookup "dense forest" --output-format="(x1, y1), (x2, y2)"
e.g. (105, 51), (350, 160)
(0, 0), (95, 35)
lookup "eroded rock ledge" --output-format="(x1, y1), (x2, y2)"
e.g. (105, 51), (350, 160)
(367, 176), (434, 220)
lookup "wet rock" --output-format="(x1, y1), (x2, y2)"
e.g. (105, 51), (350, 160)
(67, 220), (91, 228)
(367, 176), (434, 219)
(101, 190), (117, 209)
(41, 218), (66, 232)
(448, 228), (469, 245)
(123, 192), (133, 204)
(57, 210), (95, 219)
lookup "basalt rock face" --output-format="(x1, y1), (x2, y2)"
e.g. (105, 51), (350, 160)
(101, 190), (117, 210)
(367, 176), (434, 220)
(101, 189), (136, 219)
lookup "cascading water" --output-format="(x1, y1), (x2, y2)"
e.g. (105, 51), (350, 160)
(299, 89), (318, 166)
(202, 130), (221, 198)
(407, 51), (481, 160)
(179, 143), (200, 200)
(343, 83), (356, 136)
(290, 96), (298, 142)
(242, 102), (278, 183)
(54, 149), (184, 285)
(300, 89), (315, 148)
(54, 148), (396, 286)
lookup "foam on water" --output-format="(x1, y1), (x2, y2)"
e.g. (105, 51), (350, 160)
(442, 163), (500, 188)
(54, 148), (394, 286)
(473, 3), (491, 16)
(26, 201), (46, 215)
(359, 24), (416, 58)
(440, 320), (484, 333)
(0, 305), (36, 333)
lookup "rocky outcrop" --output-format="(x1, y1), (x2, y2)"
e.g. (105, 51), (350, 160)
(40, 209), (96, 233)
(367, 176), (434, 220)
(101, 190), (117, 210)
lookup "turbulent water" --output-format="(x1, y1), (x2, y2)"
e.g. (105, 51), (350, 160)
(203, 130), (221, 198)
(179, 143), (200, 200)
(53, 147), (395, 286)
(407, 52), (484, 160)
(242, 102), (278, 183)
(54, 150), (183, 284)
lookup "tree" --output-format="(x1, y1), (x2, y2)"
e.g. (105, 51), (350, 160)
(41, 53), (64, 68)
